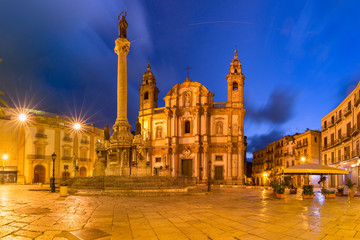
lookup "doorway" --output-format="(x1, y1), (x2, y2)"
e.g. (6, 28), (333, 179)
(215, 166), (224, 180)
(34, 165), (45, 183)
(181, 159), (192, 177)
(80, 167), (87, 177)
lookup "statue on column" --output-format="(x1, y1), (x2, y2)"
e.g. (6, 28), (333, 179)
(135, 118), (141, 135)
(118, 11), (128, 38)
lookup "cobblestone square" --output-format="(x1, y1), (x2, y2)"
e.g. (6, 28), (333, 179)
(1, 185), (360, 239)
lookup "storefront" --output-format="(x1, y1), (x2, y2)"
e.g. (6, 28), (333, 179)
(0, 166), (18, 183)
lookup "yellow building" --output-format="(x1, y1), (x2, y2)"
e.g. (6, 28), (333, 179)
(136, 51), (247, 184)
(321, 81), (360, 187)
(0, 108), (103, 184)
(252, 129), (320, 186)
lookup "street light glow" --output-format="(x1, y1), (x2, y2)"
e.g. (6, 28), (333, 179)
(301, 157), (306, 162)
(73, 123), (81, 130)
(18, 113), (27, 122)
(2, 154), (8, 160)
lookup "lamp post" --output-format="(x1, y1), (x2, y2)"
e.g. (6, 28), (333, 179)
(51, 152), (56, 192)
(2, 153), (8, 184)
(207, 160), (212, 192)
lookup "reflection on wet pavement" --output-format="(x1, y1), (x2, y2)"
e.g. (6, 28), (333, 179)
(1, 185), (360, 239)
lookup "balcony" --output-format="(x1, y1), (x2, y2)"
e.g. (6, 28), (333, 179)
(328, 121), (335, 128)
(322, 144), (328, 151)
(80, 140), (90, 144)
(61, 156), (72, 160)
(344, 107), (352, 117)
(63, 137), (73, 142)
(351, 124), (360, 136)
(295, 142), (308, 149)
(275, 153), (283, 158)
(341, 133), (351, 142)
(35, 133), (47, 139)
(321, 125), (328, 131)
(27, 155), (50, 160)
(79, 158), (90, 162)
(336, 116), (342, 123)
(343, 154), (351, 161)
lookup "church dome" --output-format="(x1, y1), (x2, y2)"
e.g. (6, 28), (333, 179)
(229, 50), (242, 74)
(142, 61), (156, 84)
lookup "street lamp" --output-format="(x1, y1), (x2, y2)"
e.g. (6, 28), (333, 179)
(73, 123), (81, 131)
(18, 113), (27, 122)
(51, 152), (56, 192)
(301, 156), (306, 162)
(2, 153), (8, 184)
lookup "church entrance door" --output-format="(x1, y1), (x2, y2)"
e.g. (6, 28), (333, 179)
(181, 159), (192, 177)
(34, 165), (45, 183)
(215, 166), (223, 180)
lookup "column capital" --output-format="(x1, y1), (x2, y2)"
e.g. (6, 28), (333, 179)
(114, 38), (130, 55)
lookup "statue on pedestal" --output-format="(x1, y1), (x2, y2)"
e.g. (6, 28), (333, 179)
(118, 11), (128, 38)
(104, 124), (110, 141)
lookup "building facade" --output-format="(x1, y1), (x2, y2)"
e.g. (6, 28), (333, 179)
(321, 81), (360, 187)
(135, 51), (247, 184)
(0, 108), (103, 184)
(252, 129), (321, 186)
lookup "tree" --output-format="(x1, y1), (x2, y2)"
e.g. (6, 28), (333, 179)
(0, 91), (7, 118)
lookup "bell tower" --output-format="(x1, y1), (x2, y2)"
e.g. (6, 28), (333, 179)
(226, 50), (245, 108)
(139, 61), (159, 111)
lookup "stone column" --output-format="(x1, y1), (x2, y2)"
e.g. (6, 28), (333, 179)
(114, 38), (131, 126)
(17, 126), (26, 184)
(203, 145), (208, 180)
(227, 147), (231, 180)
(238, 145), (245, 184)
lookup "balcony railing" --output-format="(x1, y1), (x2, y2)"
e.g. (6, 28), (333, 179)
(351, 124), (360, 136)
(344, 107), (352, 117)
(336, 116), (342, 123)
(295, 142), (308, 149)
(321, 125), (328, 131)
(61, 156), (72, 160)
(81, 140), (90, 144)
(35, 133), (47, 139)
(63, 137), (73, 142)
(341, 133), (351, 142)
(343, 154), (351, 161)
(275, 153), (283, 158)
(328, 121), (335, 128)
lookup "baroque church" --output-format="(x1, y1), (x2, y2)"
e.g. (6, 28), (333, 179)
(95, 13), (247, 184)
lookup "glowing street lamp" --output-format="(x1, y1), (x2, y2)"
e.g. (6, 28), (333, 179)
(301, 156), (306, 162)
(73, 123), (81, 131)
(18, 113), (27, 122)
(2, 153), (8, 160)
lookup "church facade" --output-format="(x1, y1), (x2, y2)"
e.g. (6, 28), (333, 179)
(95, 14), (247, 184)
(135, 51), (247, 184)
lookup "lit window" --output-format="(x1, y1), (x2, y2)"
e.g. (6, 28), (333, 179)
(155, 157), (161, 162)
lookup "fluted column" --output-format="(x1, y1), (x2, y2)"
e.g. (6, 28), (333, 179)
(114, 38), (130, 126)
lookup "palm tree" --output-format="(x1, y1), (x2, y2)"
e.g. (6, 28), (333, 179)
(0, 91), (8, 118)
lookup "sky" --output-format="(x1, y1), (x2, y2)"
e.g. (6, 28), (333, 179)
(1, 0), (360, 159)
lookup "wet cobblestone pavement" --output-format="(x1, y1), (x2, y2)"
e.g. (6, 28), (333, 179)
(1, 185), (360, 239)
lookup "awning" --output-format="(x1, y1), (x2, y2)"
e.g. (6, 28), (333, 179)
(281, 163), (349, 175)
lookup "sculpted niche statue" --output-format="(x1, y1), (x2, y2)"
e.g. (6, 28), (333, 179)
(118, 11), (128, 38)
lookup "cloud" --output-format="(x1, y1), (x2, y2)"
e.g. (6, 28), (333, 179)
(247, 130), (284, 154)
(246, 89), (296, 124)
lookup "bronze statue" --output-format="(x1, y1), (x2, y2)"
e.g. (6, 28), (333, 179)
(135, 118), (141, 135)
(118, 11), (128, 38)
(104, 124), (110, 141)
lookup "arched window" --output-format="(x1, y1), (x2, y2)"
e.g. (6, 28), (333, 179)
(233, 82), (238, 90)
(144, 92), (149, 100)
(185, 121), (191, 134)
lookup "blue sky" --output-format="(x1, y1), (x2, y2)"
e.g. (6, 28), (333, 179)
(1, 0), (360, 159)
